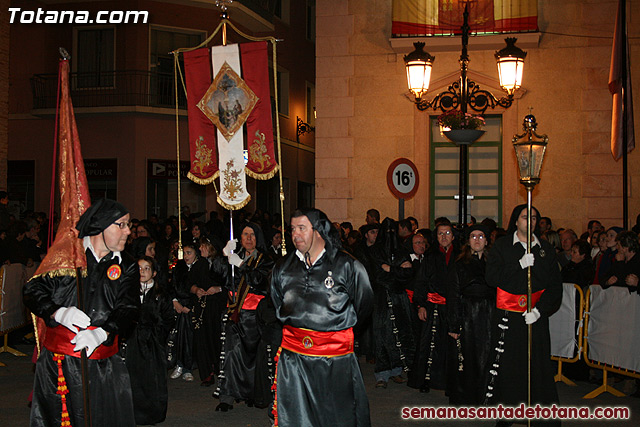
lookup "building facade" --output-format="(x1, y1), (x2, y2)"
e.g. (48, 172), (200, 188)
(316, 0), (639, 233)
(5, 0), (315, 221)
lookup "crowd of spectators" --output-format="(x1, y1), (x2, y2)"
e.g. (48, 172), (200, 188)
(11, 199), (640, 423)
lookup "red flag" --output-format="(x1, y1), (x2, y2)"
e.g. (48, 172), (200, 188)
(184, 48), (219, 184)
(32, 59), (92, 347)
(609, 0), (635, 160)
(241, 42), (278, 180)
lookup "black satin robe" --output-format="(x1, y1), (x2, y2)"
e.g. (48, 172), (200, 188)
(369, 243), (415, 374)
(271, 250), (373, 427)
(123, 285), (175, 425)
(409, 245), (458, 390)
(169, 258), (209, 371)
(23, 249), (139, 427)
(446, 253), (494, 404)
(212, 248), (274, 402)
(485, 235), (562, 425)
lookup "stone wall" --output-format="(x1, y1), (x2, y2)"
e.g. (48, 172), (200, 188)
(316, 0), (640, 233)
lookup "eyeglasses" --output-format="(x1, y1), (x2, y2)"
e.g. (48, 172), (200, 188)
(113, 221), (132, 230)
(438, 230), (452, 236)
(470, 234), (486, 240)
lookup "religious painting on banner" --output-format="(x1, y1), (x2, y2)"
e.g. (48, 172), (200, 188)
(183, 41), (278, 210)
(391, 0), (538, 36)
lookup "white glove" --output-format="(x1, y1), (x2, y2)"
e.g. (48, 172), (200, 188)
(223, 239), (237, 256)
(228, 253), (243, 267)
(519, 253), (535, 269)
(523, 307), (541, 325)
(54, 306), (91, 333)
(71, 327), (108, 357)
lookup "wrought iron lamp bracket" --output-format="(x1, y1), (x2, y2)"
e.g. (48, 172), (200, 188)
(414, 80), (514, 114)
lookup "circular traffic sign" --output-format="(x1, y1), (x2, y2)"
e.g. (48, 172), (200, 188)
(387, 158), (419, 200)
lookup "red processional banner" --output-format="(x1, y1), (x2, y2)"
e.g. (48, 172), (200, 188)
(184, 48), (219, 184)
(184, 42), (278, 194)
(241, 42), (278, 180)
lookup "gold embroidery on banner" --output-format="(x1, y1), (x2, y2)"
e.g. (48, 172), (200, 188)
(192, 136), (213, 175)
(249, 130), (272, 172)
(221, 159), (243, 201)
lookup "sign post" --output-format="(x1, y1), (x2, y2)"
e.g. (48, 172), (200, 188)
(387, 158), (419, 220)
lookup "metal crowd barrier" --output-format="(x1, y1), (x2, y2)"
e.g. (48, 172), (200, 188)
(0, 264), (37, 366)
(582, 285), (640, 398)
(549, 283), (640, 398)
(550, 283), (584, 386)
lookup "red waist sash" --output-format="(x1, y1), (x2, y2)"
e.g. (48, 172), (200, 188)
(496, 288), (544, 312)
(405, 289), (414, 303)
(242, 293), (265, 310)
(44, 326), (118, 360)
(281, 325), (354, 357)
(227, 291), (265, 311)
(428, 292), (446, 305)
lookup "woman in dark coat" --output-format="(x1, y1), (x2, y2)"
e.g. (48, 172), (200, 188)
(212, 223), (274, 411)
(124, 256), (175, 425)
(369, 217), (415, 387)
(167, 242), (209, 381)
(192, 237), (226, 386)
(446, 225), (494, 405)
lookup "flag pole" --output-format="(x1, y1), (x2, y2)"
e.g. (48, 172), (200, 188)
(621, 0), (628, 229)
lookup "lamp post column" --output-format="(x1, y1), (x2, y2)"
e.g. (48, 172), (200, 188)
(457, 6), (471, 228)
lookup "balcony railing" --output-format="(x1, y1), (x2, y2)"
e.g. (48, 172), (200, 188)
(30, 70), (187, 110)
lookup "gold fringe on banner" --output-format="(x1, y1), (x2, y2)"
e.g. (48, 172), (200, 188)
(245, 165), (279, 181)
(29, 268), (87, 282)
(217, 194), (251, 211)
(187, 172), (218, 186)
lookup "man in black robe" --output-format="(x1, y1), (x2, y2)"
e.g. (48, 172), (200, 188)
(23, 198), (139, 427)
(485, 204), (562, 427)
(271, 208), (373, 427)
(409, 221), (458, 392)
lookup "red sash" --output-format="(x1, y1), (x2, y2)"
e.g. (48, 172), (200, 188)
(44, 326), (118, 360)
(405, 289), (414, 303)
(496, 288), (544, 312)
(428, 292), (446, 305)
(242, 293), (265, 310)
(281, 325), (354, 357)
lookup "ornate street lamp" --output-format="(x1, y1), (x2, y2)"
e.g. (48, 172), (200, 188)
(496, 38), (527, 96)
(512, 113), (548, 416)
(404, 42), (434, 100)
(403, 4), (527, 227)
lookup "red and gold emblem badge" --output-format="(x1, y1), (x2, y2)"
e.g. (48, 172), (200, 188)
(302, 336), (313, 349)
(107, 265), (122, 280)
(518, 295), (527, 308)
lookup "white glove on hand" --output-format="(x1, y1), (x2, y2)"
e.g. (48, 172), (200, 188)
(71, 327), (108, 357)
(519, 253), (535, 269)
(523, 308), (541, 325)
(223, 239), (237, 256)
(228, 253), (243, 267)
(54, 306), (91, 333)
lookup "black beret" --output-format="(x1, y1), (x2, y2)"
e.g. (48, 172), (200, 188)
(76, 198), (129, 238)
